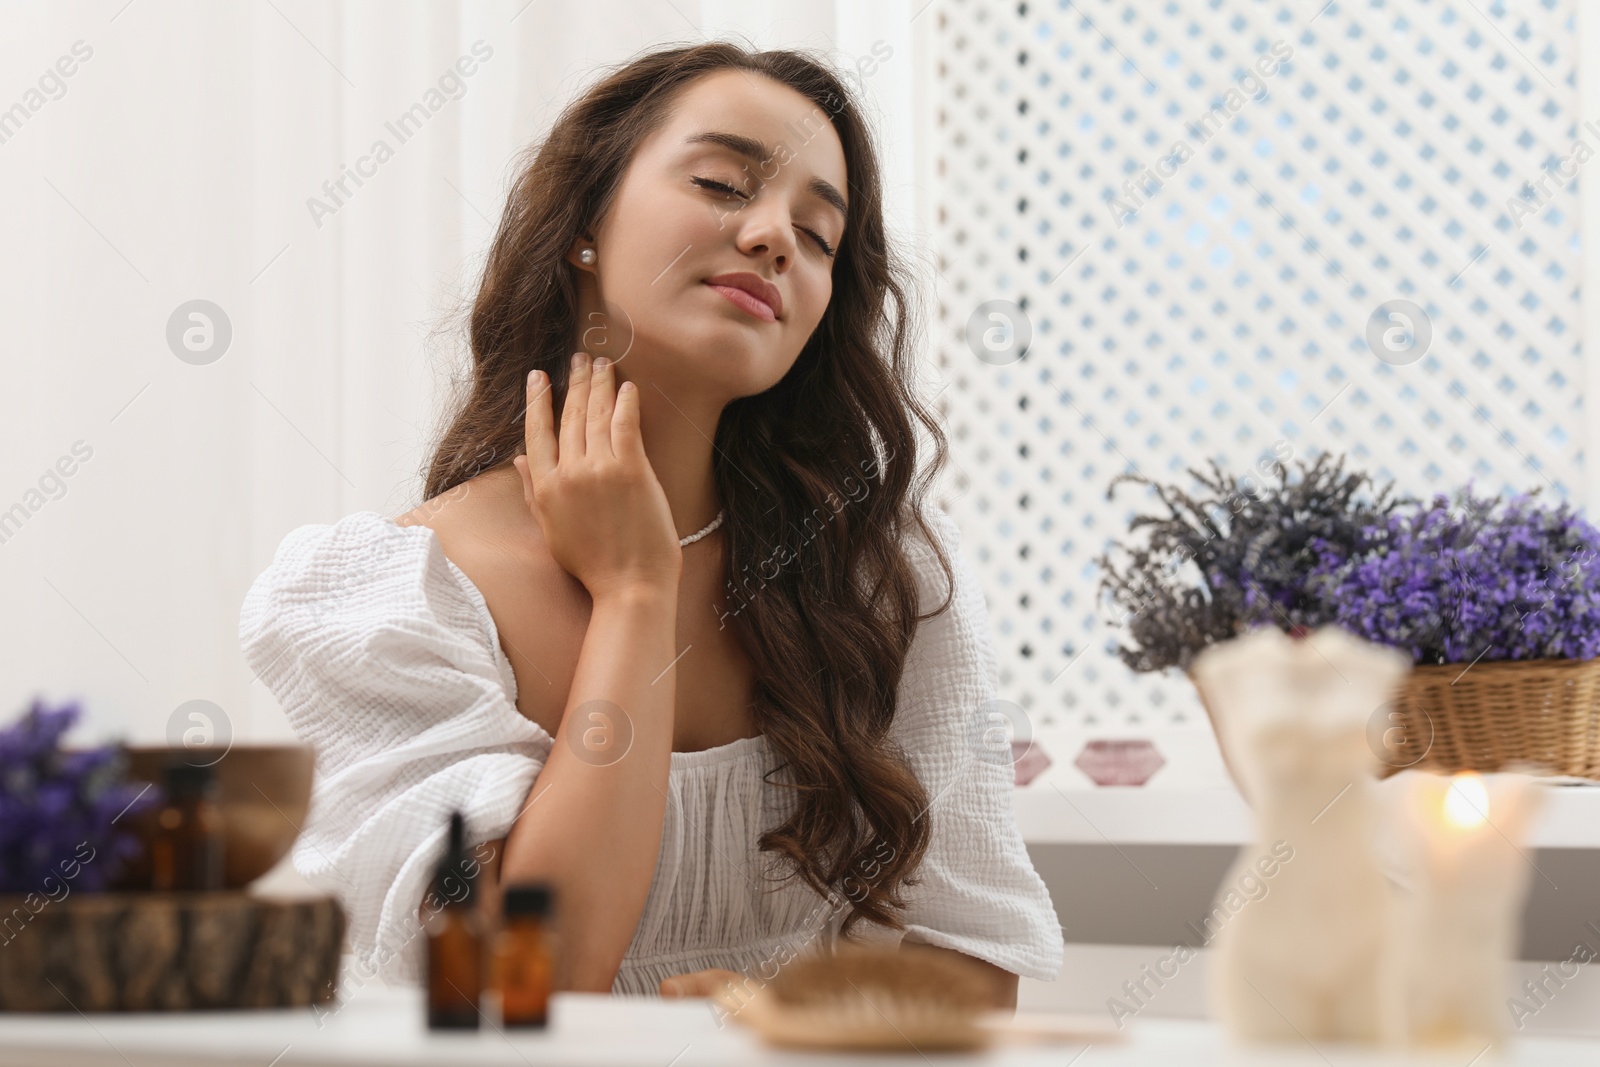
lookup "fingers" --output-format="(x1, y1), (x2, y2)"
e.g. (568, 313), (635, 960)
(560, 351), (590, 460)
(611, 372), (642, 461)
(587, 356), (616, 458)
(522, 369), (556, 483)
(659, 969), (743, 998)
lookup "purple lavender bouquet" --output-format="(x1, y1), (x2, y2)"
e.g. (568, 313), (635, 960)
(0, 698), (157, 895)
(1099, 452), (1409, 672)
(1304, 489), (1600, 665)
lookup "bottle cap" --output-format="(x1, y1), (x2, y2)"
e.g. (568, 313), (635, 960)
(430, 811), (476, 907)
(503, 883), (554, 918)
(163, 761), (218, 798)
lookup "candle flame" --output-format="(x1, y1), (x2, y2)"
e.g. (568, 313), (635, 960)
(1443, 772), (1489, 829)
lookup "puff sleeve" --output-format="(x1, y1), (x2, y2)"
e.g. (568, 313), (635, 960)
(238, 511), (553, 984)
(867, 505), (1065, 981)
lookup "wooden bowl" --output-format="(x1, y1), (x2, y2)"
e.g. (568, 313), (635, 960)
(115, 745), (313, 890)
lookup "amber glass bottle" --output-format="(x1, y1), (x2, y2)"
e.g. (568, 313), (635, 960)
(426, 812), (482, 1030)
(493, 883), (557, 1028)
(150, 762), (224, 892)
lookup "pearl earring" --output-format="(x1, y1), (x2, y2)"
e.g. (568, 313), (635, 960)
(579, 247), (596, 265)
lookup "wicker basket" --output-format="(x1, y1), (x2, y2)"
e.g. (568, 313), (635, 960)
(1190, 656), (1600, 789)
(1376, 657), (1600, 779)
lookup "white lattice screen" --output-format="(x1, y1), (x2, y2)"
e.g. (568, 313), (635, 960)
(927, 0), (1583, 737)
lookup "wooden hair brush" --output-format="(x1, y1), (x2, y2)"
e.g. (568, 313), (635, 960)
(711, 940), (1120, 1052)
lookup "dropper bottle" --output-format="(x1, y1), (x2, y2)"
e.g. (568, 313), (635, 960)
(425, 811), (482, 1030)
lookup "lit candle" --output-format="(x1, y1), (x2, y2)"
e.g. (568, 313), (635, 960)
(1379, 769), (1546, 1050)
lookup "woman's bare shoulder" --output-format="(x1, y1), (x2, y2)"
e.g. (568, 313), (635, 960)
(394, 465), (587, 722)
(394, 466), (581, 614)
(395, 466), (538, 551)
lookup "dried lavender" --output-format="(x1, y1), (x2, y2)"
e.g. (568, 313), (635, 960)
(1308, 488), (1600, 665)
(0, 697), (156, 894)
(1098, 452), (1410, 672)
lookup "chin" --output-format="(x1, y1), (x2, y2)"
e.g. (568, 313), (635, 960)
(638, 321), (778, 372)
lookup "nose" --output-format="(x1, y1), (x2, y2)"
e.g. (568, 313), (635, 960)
(733, 198), (796, 272)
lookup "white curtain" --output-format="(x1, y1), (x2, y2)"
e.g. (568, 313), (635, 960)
(0, 0), (926, 744)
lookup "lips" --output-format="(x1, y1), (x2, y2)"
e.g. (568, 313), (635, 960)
(704, 272), (783, 322)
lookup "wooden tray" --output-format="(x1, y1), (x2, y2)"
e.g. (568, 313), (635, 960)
(0, 892), (343, 1011)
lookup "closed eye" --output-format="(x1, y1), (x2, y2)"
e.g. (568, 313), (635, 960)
(799, 226), (836, 259)
(692, 176), (750, 200)
(692, 176), (837, 259)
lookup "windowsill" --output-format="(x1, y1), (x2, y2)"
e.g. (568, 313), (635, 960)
(1015, 728), (1600, 848)
(1017, 775), (1600, 848)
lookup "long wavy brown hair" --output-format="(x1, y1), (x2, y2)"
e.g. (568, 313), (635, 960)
(421, 41), (958, 939)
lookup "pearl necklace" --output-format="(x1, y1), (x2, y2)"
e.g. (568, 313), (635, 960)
(679, 509), (725, 547)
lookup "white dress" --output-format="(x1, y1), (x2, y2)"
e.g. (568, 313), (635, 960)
(237, 504), (1064, 995)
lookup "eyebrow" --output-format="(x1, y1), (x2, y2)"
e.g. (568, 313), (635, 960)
(683, 130), (849, 223)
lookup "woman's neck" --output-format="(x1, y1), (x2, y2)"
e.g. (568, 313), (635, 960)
(629, 375), (725, 542)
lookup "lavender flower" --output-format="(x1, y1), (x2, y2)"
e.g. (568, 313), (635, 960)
(1308, 489), (1600, 665)
(1102, 456), (1600, 672)
(1099, 452), (1408, 672)
(0, 697), (157, 894)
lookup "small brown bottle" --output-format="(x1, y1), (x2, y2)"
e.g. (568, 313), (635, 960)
(150, 762), (224, 892)
(493, 883), (557, 1028)
(425, 811), (482, 1030)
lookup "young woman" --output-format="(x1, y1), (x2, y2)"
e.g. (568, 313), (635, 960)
(239, 41), (1061, 1006)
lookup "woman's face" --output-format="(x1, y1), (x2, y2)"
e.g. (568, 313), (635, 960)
(570, 69), (849, 405)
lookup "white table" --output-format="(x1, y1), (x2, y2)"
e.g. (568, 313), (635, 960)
(0, 986), (1597, 1066)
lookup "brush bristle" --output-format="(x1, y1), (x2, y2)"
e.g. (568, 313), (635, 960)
(768, 940), (994, 1017)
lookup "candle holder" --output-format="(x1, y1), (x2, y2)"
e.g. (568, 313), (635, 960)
(1377, 769), (1546, 1050)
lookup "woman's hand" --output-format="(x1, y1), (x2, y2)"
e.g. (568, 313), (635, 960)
(514, 352), (682, 601)
(659, 968), (746, 999)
